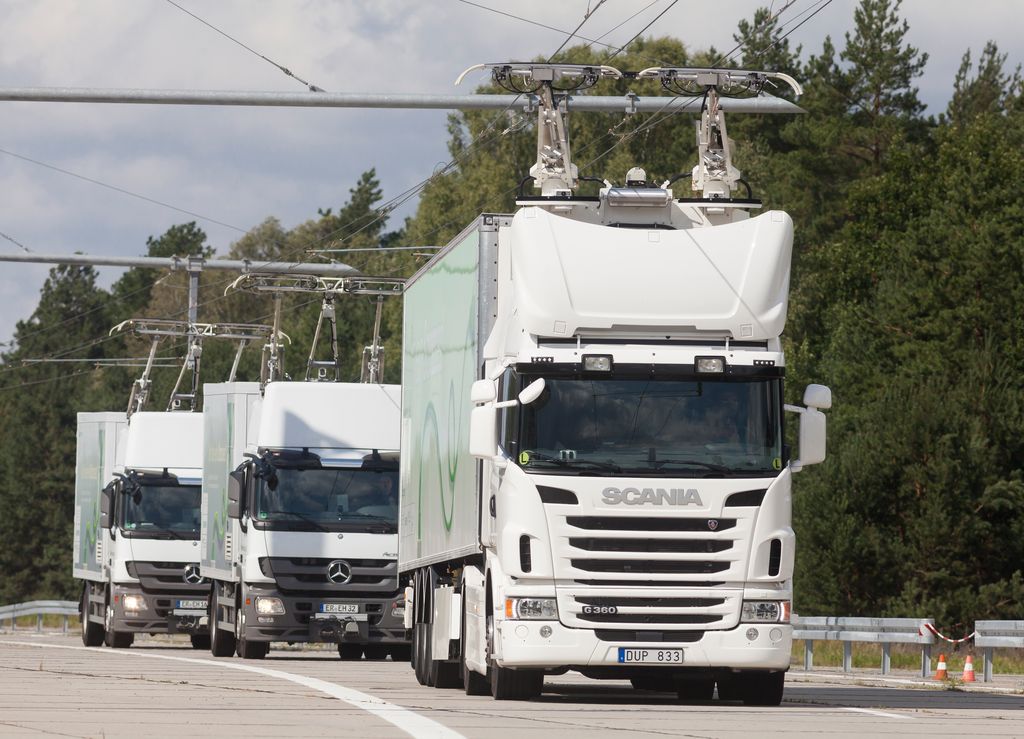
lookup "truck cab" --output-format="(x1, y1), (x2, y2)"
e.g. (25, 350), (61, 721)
(81, 411), (209, 648)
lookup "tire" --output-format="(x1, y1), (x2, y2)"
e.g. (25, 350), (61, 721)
(363, 645), (390, 661)
(413, 623), (428, 685)
(234, 595), (268, 659)
(209, 587), (236, 657)
(338, 644), (363, 660)
(80, 586), (103, 647)
(103, 593), (133, 649)
(461, 589), (489, 696)
(190, 634), (211, 650)
(487, 614), (542, 700)
(675, 675), (715, 703)
(389, 644), (412, 662)
(716, 674), (742, 701)
(740, 671), (785, 707)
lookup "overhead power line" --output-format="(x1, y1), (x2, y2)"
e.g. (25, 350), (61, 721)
(163, 0), (324, 92)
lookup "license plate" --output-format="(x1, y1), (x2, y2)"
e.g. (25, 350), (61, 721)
(618, 648), (684, 664)
(320, 603), (359, 614)
(176, 599), (207, 610)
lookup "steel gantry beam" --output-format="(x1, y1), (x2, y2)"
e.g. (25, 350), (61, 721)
(0, 252), (359, 276)
(0, 87), (803, 114)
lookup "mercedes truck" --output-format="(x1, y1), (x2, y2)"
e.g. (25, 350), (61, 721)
(400, 64), (831, 703)
(78, 411), (209, 648)
(201, 278), (407, 660)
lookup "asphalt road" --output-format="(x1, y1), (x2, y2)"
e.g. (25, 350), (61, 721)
(1, 634), (1021, 738)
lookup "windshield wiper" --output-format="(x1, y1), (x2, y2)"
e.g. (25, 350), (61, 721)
(647, 459), (732, 473)
(264, 509), (330, 532)
(522, 451), (623, 473)
(338, 513), (397, 532)
(127, 525), (189, 539)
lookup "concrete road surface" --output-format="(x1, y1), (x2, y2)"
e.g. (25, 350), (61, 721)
(1, 634), (1021, 738)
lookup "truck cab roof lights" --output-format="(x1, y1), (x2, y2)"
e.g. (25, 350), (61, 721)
(582, 355), (613, 372)
(695, 357), (726, 374)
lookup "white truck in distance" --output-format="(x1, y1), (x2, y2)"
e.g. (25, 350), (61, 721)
(400, 64), (831, 703)
(78, 411), (209, 648)
(203, 381), (407, 660)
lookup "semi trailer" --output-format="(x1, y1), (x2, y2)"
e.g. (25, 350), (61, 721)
(399, 64), (831, 703)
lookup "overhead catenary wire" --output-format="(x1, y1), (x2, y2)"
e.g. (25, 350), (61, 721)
(162, 0), (324, 92)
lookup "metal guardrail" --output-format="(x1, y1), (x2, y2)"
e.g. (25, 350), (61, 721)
(974, 620), (1024, 682)
(0, 600), (78, 633)
(793, 616), (937, 677)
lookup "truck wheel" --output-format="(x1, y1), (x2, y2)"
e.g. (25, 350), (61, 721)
(675, 675), (715, 703)
(103, 595), (133, 649)
(740, 671), (785, 706)
(80, 586), (103, 647)
(363, 645), (389, 661)
(487, 614), (542, 700)
(412, 623), (428, 685)
(209, 587), (236, 657)
(716, 674), (741, 701)
(461, 593), (489, 696)
(190, 634), (211, 650)
(234, 596), (268, 659)
(389, 644), (412, 662)
(338, 644), (363, 660)
(490, 664), (543, 700)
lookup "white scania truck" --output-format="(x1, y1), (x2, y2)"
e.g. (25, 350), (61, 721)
(77, 411), (209, 648)
(400, 65), (831, 703)
(202, 279), (407, 660)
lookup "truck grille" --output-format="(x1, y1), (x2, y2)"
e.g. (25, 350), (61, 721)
(126, 561), (208, 595)
(550, 510), (754, 630)
(259, 557), (398, 595)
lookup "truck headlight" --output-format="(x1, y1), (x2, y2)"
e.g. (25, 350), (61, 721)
(391, 599), (405, 619)
(741, 600), (790, 623)
(505, 597), (557, 620)
(122, 594), (145, 612)
(254, 596), (286, 616)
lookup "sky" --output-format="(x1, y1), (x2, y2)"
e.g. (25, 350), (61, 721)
(1, 0), (1021, 352)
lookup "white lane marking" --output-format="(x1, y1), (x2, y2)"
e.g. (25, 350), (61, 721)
(841, 707), (912, 720)
(1, 640), (464, 738)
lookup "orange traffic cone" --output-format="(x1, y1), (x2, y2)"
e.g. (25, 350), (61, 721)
(962, 655), (976, 682)
(934, 653), (948, 680)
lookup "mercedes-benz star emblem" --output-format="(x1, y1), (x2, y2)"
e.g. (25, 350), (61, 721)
(183, 564), (204, 585)
(326, 560), (352, 585)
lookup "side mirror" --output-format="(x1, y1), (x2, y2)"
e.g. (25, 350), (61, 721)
(469, 406), (498, 459)
(471, 379), (497, 404)
(227, 469), (245, 519)
(517, 378), (546, 405)
(794, 408), (827, 469)
(803, 384), (832, 410)
(99, 484), (114, 529)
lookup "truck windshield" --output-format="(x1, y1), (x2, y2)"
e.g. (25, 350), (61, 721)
(121, 484), (201, 539)
(253, 468), (398, 533)
(517, 376), (783, 478)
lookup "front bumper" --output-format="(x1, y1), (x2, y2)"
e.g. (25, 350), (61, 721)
(239, 584), (407, 645)
(494, 620), (792, 672)
(110, 583), (208, 634)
